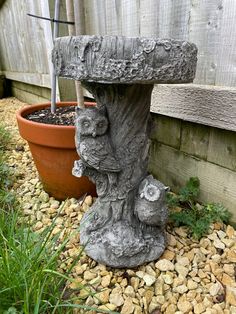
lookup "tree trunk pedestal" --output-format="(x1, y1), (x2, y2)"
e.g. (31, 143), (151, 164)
(52, 35), (197, 267)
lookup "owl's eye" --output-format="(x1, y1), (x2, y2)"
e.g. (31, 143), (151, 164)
(97, 122), (104, 128)
(83, 121), (90, 128)
(145, 186), (160, 201)
(147, 187), (155, 196)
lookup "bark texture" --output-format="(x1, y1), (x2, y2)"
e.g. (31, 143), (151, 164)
(52, 35), (197, 84)
(52, 35), (197, 267)
(72, 83), (168, 267)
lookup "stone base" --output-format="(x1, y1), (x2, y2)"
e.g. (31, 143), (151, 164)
(80, 204), (166, 268)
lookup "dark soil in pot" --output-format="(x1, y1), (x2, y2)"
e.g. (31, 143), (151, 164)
(26, 105), (76, 126)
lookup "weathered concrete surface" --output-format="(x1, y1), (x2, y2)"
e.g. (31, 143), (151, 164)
(53, 35), (197, 84)
(52, 35), (197, 267)
(73, 83), (169, 267)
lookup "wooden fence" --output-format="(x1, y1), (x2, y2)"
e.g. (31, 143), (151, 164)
(0, 0), (52, 88)
(0, 0), (236, 219)
(1, 0), (236, 89)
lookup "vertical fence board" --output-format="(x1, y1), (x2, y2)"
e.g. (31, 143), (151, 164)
(121, 0), (140, 36)
(105, 0), (122, 35)
(189, 0), (224, 85)
(158, 0), (191, 40)
(84, 0), (107, 35)
(139, 0), (159, 36)
(0, 0), (50, 80)
(215, 0), (236, 87)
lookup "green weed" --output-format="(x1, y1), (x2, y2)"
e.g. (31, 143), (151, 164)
(167, 177), (232, 240)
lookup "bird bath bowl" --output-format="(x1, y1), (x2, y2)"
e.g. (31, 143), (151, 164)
(52, 35), (197, 267)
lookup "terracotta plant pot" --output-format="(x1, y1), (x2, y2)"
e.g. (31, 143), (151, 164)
(16, 102), (96, 200)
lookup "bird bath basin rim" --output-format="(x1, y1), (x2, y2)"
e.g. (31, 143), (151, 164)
(52, 35), (197, 85)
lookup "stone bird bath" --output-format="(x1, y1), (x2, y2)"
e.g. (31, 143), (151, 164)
(52, 36), (197, 268)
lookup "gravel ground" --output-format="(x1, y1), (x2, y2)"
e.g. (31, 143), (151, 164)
(1, 97), (236, 314)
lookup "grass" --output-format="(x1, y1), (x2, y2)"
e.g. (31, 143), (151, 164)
(0, 125), (16, 212)
(0, 124), (118, 314)
(0, 124), (11, 151)
(0, 205), (119, 314)
(1, 206), (76, 313)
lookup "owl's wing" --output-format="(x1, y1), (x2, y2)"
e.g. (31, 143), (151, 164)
(80, 138), (121, 172)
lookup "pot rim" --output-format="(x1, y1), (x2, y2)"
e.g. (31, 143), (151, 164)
(16, 101), (96, 148)
(16, 101), (96, 130)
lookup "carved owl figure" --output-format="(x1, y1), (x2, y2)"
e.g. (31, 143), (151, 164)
(75, 106), (121, 178)
(134, 175), (169, 227)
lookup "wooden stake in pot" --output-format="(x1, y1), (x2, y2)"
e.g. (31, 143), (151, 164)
(65, 0), (84, 108)
(51, 0), (60, 113)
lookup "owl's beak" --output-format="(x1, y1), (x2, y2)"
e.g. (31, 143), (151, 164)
(92, 132), (96, 137)
(165, 186), (170, 192)
(140, 192), (144, 199)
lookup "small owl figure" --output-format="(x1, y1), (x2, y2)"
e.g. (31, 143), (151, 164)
(75, 106), (121, 185)
(134, 175), (169, 227)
